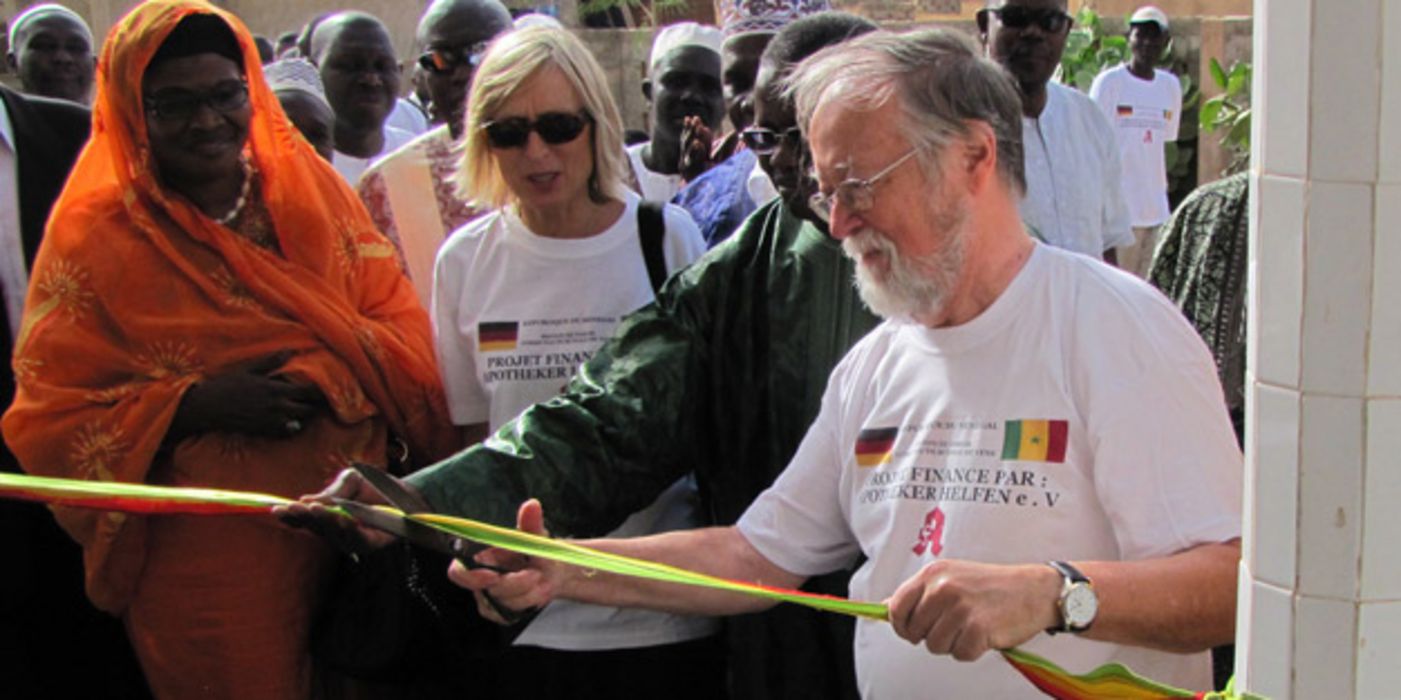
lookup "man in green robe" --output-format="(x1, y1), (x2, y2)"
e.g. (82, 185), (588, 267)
(305, 14), (880, 699)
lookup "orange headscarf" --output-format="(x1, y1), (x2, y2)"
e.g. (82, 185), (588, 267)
(2, 0), (456, 612)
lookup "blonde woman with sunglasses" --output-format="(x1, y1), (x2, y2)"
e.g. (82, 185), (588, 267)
(429, 26), (720, 699)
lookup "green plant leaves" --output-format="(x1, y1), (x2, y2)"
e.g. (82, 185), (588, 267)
(1210, 57), (1228, 88)
(1200, 97), (1225, 129)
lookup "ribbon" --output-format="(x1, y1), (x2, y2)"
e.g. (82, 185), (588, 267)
(0, 472), (1260, 699)
(0, 472), (885, 619)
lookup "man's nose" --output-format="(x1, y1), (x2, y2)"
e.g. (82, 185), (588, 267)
(826, 198), (862, 241)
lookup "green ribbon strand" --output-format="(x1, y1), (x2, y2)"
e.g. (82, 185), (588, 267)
(0, 472), (886, 619)
(0, 472), (1255, 699)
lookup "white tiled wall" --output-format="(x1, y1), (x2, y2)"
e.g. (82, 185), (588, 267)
(1356, 600), (1401, 697)
(1242, 0), (1397, 697)
(1361, 399), (1401, 601)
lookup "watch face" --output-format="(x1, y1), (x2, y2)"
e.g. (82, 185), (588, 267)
(1064, 583), (1098, 628)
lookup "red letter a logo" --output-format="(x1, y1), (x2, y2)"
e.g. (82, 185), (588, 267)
(911, 507), (946, 557)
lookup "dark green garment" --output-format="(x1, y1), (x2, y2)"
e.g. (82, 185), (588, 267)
(409, 199), (880, 699)
(1148, 171), (1249, 442)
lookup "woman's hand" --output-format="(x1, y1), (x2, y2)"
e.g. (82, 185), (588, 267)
(169, 352), (325, 441)
(275, 467), (402, 555)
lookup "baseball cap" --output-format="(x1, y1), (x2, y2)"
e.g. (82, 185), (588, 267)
(1130, 5), (1169, 31)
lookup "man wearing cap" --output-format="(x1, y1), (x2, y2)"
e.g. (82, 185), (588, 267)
(1090, 5), (1181, 277)
(978, 0), (1132, 264)
(6, 3), (95, 105)
(629, 22), (726, 202)
(671, 0), (832, 248)
(265, 57), (336, 162)
(357, 0), (513, 306)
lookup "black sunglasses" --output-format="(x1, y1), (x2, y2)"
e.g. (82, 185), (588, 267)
(483, 111), (592, 149)
(981, 6), (1074, 33)
(143, 80), (249, 123)
(740, 125), (802, 155)
(417, 43), (488, 75)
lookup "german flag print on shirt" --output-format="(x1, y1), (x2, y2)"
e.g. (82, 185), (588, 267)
(1001, 419), (1068, 463)
(478, 321), (519, 352)
(854, 427), (898, 467)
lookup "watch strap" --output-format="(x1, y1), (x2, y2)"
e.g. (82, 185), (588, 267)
(1046, 560), (1093, 634)
(1047, 559), (1089, 585)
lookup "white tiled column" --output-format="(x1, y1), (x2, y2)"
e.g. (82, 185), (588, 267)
(1237, 0), (1401, 697)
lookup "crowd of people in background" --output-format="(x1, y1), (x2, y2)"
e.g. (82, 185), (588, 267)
(0, 0), (1248, 698)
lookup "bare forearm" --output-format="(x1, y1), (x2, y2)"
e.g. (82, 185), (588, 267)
(558, 527), (805, 617)
(1078, 539), (1240, 653)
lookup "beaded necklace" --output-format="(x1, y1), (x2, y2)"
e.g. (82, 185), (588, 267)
(214, 155), (254, 226)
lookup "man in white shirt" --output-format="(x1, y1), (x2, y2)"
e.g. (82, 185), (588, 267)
(1089, 5), (1182, 277)
(626, 22), (726, 201)
(977, 0), (1132, 263)
(308, 12), (415, 184)
(455, 28), (1241, 699)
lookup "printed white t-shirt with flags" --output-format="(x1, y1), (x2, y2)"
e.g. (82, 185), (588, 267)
(1089, 65), (1183, 227)
(737, 243), (1242, 698)
(432, 190), (713, 650)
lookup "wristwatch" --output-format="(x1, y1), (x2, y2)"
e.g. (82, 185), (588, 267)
(1046, 560), (1097, 634)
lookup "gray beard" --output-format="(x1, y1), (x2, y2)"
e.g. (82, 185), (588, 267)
(843, 210), (968, 324)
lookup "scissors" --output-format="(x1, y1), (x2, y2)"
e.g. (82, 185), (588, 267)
(335, 461), (538, 626)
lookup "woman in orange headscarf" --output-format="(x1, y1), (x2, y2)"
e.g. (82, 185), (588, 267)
(1, 2), (456, 697)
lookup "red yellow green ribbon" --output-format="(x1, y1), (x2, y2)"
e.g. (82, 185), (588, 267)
(0, 472), (885, 619)
(0, 472), (1261, 699)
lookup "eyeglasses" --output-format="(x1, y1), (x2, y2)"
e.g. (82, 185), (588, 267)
(980, 6), (1074, 33)
(740, 126), (803, 156)
(417, 43), (488, 75)
(808, 148), (918, 224)
(143, 80), (249, 123)
(483, 111), (592, 149)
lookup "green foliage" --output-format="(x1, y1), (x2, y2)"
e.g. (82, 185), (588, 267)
(1199, 58), (1252, 175)
(1059, 7), (1199, 207)
(1058, 8), (1129, 91)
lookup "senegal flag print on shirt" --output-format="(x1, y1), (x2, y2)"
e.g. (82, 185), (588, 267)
(1001, 419), (1068, 463)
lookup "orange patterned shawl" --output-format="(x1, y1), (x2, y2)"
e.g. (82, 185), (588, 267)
(1, 0), (456, 612)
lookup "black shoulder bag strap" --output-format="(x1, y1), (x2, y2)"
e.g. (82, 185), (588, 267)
(637, 200), (669, 295)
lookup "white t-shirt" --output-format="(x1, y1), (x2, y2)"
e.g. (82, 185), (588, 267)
(1020, 82), (1134, 257)
(747, 159), (779, 207)
(432, 191), (715, 650)
(626, 142), (684, 202)
(333, 125), (415, 187)
(1089, 66), (1183, 228)
(737, 243), (1242, 698)
(387, 97), (430, 137)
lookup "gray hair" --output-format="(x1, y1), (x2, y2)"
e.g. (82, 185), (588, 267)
(786, 28), (1025, 194)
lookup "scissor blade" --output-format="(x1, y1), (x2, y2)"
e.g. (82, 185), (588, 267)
(350, 461), (432, 513)
(335, 499), (456, 557)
